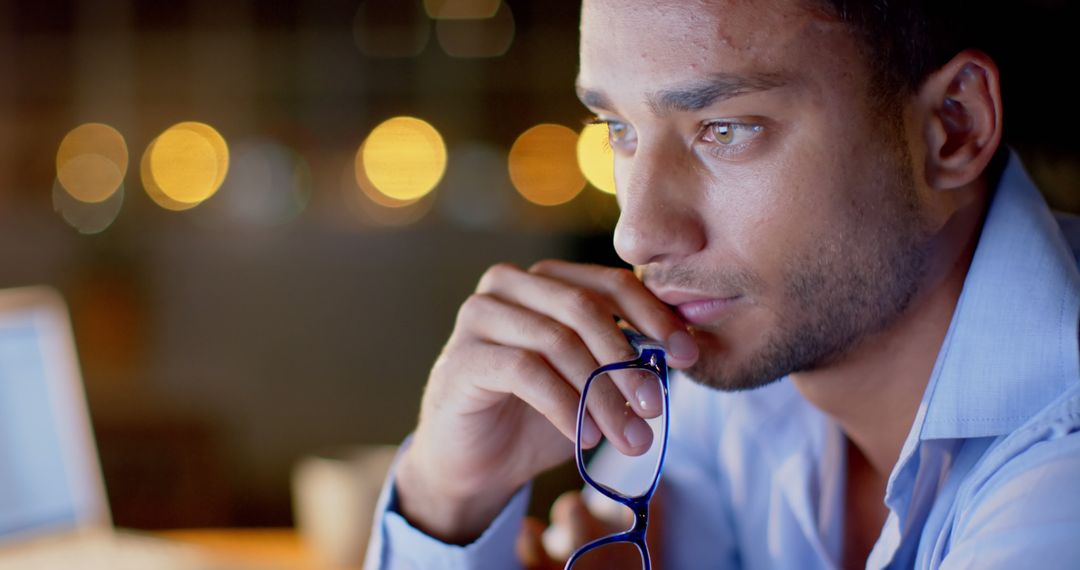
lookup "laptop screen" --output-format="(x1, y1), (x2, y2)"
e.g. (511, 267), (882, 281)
(0, 296), (106, 542)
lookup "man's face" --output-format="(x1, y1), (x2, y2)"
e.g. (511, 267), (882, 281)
(578, 0), (936, 390)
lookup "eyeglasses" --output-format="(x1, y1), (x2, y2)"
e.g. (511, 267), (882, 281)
(565, 328), (669, 570)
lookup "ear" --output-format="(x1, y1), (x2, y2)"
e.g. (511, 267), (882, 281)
(916, 50), (1003, 191)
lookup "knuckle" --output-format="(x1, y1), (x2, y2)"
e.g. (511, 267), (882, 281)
(528, 259), (557, 274)
(456, 293), (491, 325)
(544, 323), (577, 353)
(477, 262), (517, 292)
(504, 348), (542, 377)
(565, 287), (605, 318)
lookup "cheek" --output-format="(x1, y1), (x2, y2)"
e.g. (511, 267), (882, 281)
(698, 153), (818, 275)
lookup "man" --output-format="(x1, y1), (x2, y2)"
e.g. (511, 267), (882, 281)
(365, 0), (1080, 568)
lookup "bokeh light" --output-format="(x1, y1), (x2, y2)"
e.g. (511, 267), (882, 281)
(577, 122), (616, 195)
(435, 2), (514, 58)
(346, 153), (434, 227)
(359, 116), (447, 202)
(508, 124), (586, 206)
(202, 139), (312, 227)
(141, 122), (229, 210)
(424, 0), (500, 19)
(141, 140), (200, 211)
(56, 123), (128, 203)
(437, 142), (513, 229)
(355, 144), (420, 209)
(175, 121), (230, 192)
(52, 178), (125, 234)
(354, 0), (431, 58)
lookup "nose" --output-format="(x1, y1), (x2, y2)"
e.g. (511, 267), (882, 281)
(612, 143), (706, 266)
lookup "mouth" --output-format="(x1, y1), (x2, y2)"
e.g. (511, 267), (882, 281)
(650, 289), (744, 326)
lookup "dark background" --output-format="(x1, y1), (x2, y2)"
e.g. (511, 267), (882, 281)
(0, 0), (1076, 528)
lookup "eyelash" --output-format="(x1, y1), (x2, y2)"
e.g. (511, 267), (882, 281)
(583, 116), (614, 152)
(583, 115), (763, 159)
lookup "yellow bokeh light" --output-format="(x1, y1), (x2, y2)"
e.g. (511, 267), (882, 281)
(577, 123), (616, 195)
(140, 140), (200, 211)
(142, 122), (229, 208)
(355, 143), (420, 209)
(508, 124), (586, 206)
(360, 116), (447, 202)
(343, 154), (433, 227)
(56, 123), (128, 203)
(174, 121), (229, 192)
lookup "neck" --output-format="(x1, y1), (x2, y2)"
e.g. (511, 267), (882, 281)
(790, 189), (988, 479)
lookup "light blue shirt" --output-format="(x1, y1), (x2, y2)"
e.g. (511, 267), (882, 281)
(365, 152), (1080, 569)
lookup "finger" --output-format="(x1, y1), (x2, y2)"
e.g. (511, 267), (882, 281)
(517, 517), (558, 569)
(529, 260), (700, 368)
(478, 263), (637, 367)
(477, 264), (663, 421)
(459, 293), (601, 394)
(460, 293), (655, 455)
(582, 367), (656, 455)
(472, 342), (601, 447)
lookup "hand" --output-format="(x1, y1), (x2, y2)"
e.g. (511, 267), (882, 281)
(394, 261), (697, 543)
(516, 487), (665, 569)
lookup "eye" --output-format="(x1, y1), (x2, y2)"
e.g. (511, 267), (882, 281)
(608, 121), (635, 146)
(585, 116), (637, 151)
(604, 120), (635, 151)
(701, 122), (762, 146)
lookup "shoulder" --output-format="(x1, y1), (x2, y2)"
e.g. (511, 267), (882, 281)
(945, 383), (1080, 566)
(962, 381), (1080, 502)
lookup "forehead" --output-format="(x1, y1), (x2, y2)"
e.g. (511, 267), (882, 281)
(578, 0), (855, 103)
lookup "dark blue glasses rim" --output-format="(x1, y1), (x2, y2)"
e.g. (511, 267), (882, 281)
(567, 345), (669, 570)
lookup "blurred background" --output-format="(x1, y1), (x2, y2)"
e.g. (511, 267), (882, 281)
(0, 0), (1077, 530)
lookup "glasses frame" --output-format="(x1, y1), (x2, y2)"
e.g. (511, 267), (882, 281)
(565, 329), (669, 570)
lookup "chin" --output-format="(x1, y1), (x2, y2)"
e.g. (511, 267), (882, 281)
(681, 331), (786, 392)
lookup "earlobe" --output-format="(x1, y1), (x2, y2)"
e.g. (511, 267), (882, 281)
(919, 50), (1003, 191)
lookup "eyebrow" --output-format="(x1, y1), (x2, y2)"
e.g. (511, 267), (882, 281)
(576, 71), (791, 116)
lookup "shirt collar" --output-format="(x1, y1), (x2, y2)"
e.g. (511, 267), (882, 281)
(918, 150), (1080, 440)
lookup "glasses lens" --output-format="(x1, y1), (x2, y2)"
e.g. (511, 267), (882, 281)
(581, 368), (666, 499)
(569, 540), (644, 569)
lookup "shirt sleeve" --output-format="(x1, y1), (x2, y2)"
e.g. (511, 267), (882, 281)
(940, 428), (1080, 569)
(363, 438), (531, 570)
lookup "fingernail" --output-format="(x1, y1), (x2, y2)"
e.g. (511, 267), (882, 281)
(581, 414), (602, 447)
(635, 380), (662, 412)
(623, 417), (652, 450)
(666, 329), (698, 361)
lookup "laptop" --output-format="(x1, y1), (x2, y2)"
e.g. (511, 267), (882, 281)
(0, 286), (226, 569)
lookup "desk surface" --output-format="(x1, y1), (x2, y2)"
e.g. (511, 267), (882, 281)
(160, 528), (361, 569)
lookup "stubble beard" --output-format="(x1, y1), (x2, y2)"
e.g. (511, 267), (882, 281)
(686, 132), (935, 392)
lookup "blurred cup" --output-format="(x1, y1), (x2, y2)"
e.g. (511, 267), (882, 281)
(292, 444), (399, 568)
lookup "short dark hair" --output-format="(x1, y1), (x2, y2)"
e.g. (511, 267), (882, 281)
(815, 0), (999, 100)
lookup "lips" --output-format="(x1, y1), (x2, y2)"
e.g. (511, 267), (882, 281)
(650, 289), (743, 326)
